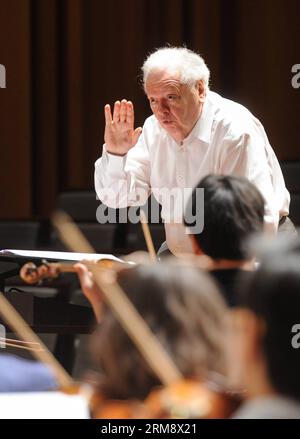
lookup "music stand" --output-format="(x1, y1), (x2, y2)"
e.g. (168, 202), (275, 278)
(0, 253), (95, 373)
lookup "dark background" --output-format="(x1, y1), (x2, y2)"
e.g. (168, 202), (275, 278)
(0, 0), (299, 219)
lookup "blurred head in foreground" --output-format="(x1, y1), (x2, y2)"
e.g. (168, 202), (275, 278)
(90, 262), (227, 400)
(227, 236), (300, 402)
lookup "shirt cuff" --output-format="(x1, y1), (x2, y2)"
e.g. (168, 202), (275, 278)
(101, 144), (127, 172)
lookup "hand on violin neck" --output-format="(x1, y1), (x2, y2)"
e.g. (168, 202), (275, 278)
(74, 263), (103, 322)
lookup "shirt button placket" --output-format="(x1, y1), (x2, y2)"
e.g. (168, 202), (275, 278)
(177, 147), (185, 187)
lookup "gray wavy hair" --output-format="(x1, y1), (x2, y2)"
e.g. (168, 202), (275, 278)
(142, 46), (210, 90)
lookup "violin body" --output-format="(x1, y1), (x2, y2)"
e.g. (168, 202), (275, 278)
(91, 397), (150, 419)
(88, 379), (242, 419)
(144, 379), (241, 419)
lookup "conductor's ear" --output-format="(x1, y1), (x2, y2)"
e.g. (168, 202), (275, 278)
(197, 80), (206, 101)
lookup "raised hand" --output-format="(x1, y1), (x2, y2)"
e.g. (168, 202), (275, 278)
(104, 99), (142, 156)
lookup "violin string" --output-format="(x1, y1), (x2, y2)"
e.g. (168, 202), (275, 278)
(3, 341), (45, 352)
(0, 336), (41, 346)
(0, 291), (73, 387)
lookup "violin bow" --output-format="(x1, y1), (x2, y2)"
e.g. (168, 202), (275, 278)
(52, 211), (182, 386)
(139, 210), (157, 262)
(0, 292), (73, 388)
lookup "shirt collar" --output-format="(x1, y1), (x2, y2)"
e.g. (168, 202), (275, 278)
(183, 91), (215, 145)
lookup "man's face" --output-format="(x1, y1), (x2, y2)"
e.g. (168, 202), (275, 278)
(145, 70), (205, 143)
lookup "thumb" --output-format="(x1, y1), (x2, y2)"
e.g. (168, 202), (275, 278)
(132, 127), (142, 146)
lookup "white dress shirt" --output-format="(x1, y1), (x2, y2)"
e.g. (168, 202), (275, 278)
(94, 91), (290, 255)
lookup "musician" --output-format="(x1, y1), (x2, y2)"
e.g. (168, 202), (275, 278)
(184, 174), (265, 306)
(94, 46), (292, 257)
(75, 263), (228, 406)
(228, 238), (300, 418)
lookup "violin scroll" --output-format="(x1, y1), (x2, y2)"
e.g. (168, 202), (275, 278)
(19, 259), (129, 285)
(19, 261), (61, 284)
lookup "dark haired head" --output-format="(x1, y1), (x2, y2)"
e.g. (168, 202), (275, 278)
(91, 262), (227, 400)
(237, 242), (300, 400)
(184, 175), (265, 260)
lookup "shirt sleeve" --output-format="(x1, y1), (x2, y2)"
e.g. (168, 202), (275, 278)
(218, 124), (279, 234)
(94, 127), (151, 209)
(0, 354), (58, 392)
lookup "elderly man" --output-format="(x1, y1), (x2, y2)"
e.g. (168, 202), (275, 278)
(94, 47), (291, 256)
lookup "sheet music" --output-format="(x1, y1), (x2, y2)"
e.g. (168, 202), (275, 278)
(0, 249), (124, 263)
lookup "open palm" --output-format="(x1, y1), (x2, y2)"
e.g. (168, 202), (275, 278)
(104, 99), (142, 155)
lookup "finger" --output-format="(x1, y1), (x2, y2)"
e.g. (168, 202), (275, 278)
(104, 104), (112, 125)
(113, 100), (121, 123)
(120, 99), (127, 123)
(74, 262), (87, 273)
(126, 101), (134, 127)
(74, 264), (94, 290)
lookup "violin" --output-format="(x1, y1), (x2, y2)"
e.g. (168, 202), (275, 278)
(143, 377), (242, 419)
(84, 375), (242, 419)
(19, 259), (126, 285)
